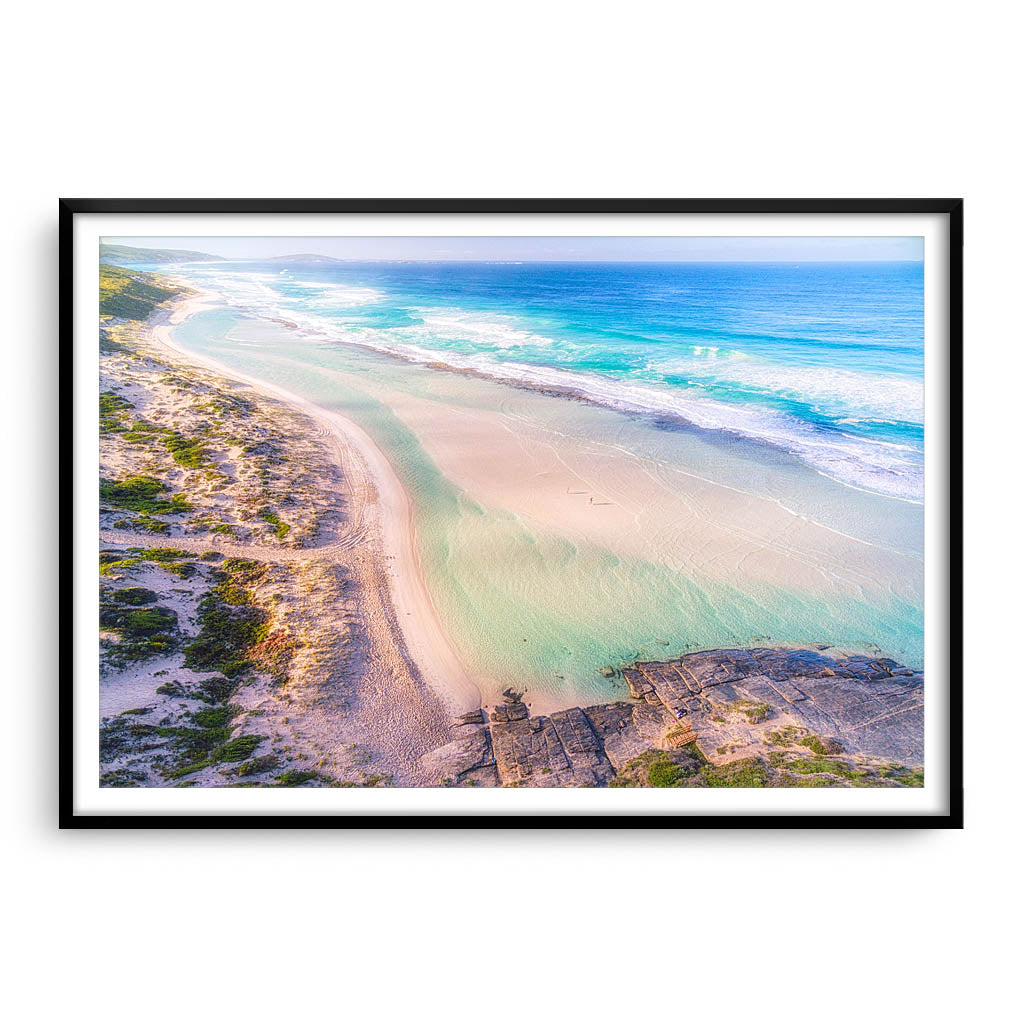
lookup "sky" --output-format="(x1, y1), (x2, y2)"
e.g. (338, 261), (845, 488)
(103, 235), (924, 262)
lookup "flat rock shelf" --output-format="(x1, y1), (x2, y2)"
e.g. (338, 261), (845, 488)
(423, 648), (924, 789)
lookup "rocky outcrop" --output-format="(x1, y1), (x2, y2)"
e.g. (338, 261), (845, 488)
(424, 647), (924, 788)
(622, 647), (924, 765)
(420, 727), (500, 787)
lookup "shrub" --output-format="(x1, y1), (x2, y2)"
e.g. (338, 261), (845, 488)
(259, 508), (291, 539)
(106, 586), (158, 606)
(222, 558), (261, 574)
(784, 755), (862, 780)
(163, 431), (210, 469)
(648, 759), (687, 787)
(233, 755), (280, 778)
(99, 391), (132, 432)
(192, 706), (236, 729)
(702, 757), (770, 788)
(100, 475), (190, 515)
(219, 735), (263, 762)
(798, 734), (844, 756)
(276, 769), (322, 787)
(193, 677), (237, 704)
(99, 600), (178, 663)
(183, 573), (268, 677)
(610, 746), (704, 788)
(728, 699), (773, 724)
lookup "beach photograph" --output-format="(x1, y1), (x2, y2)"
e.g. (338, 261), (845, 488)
(96, 234), (926, 791)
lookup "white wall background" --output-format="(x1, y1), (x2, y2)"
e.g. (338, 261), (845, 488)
(2, 2), (1016, 1021)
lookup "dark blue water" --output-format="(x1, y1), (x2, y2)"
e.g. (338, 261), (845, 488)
(156, 258), (924, 500)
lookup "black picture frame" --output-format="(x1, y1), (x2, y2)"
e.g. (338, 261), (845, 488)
(60, 198), (964, 829)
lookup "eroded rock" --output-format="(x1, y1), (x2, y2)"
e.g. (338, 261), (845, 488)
(421, 728), (499, 787)
(425, 647), (924, 788)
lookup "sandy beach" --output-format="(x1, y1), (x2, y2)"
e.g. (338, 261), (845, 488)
(153, 295), (484, 717)
(98, 288), (480, 787)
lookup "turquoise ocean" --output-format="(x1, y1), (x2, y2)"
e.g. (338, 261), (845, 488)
(135, 256), (925, 705)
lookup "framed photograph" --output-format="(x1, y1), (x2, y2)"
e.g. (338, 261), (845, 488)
(62, 199), (962, 827)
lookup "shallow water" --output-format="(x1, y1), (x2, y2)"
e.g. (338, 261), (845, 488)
(172, 303), (924, 707)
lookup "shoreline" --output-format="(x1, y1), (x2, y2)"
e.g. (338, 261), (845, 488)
(158, 286), (923, 695)
(150, 292), (484, 717)
(201, 296), (923, 505)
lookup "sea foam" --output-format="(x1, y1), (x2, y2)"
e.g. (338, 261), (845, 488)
(198, 275), (925, 502)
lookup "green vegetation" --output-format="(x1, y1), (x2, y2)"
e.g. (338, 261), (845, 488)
(163, 430), (210, 469)
(154, 718), (266, 779)
(610, 745), (706, 788)
(222, 558), (260, 573)
(249, 628), (296, 688)
(183, 563), (268, 677)
(100, 587), (178, 663)
(99, 547), (197, 579)
(158, 737), (232, 778)
(728, 699), (774, 724)
(119, 420), (212, 473)
(231, 755), (280, 778)
(99, 767), (147, 787)
(198, 393), (255, 417)
(112, 513), (170, 534)
(702, 757), (770, 788)
(99, 716), (159, 760)
(99, 391), (132, 433)
(648, 758), (688, 787)
(193, 676), (238, 704)
(191, 706), (236, 729)
(121, 420), (166, 444)
(798, 734), (844, 756)
(358, 773), (393, 787)
(100, 475), (190, 515)
(100, 605), (177, 636)
(107, 586), (158, 605)
(98, 559), (283, 785)
(612, 744), (774, 789)
(879, 764), (924, 787)
(774, 754), (864, 780)
(765, 725), (804, 747)
(219, 735), (264, 762)
(275, 769), (323, 787)
(99, 329), (130, 355)
(99, 264), (180, 320)
(259, 508), (291, 539)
